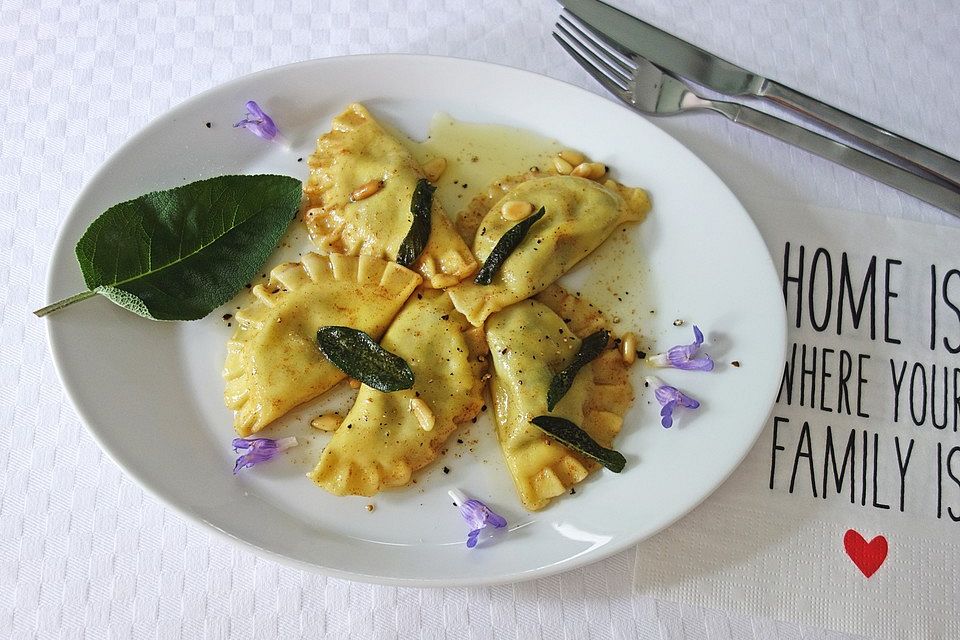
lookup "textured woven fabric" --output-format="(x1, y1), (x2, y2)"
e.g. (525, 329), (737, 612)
(637, 199), (960, 639)
(2, 0), (957, 638)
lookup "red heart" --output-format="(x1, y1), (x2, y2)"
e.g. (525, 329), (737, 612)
(843, 529), (888, 578)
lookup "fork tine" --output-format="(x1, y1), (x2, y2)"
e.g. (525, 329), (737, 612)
(557, 12), (636, 79)
(558, 10), (640, 73)
(553, 31), (629, 97)
(554, 24), (629, 95)
(555, 17), (632, 87)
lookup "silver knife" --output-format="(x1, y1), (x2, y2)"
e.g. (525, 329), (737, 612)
(558, 0), (960, 190)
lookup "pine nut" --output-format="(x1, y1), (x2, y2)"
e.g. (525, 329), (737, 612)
(409, 398), (435, 432)
(501, 200), (534, 221)
(350, 179), (383, 202)
(621, 332), (638, 365)
(587, 162), (607, 179)
(310, 414), (341, 431)
(553, 157), (574, 174)
(422, 157), (447, 182)
(571, 162), (593, 178)
(558, 149), (586, 166)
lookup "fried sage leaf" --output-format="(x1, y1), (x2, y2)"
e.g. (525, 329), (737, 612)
(546, 329), (610, 411)
(396, 178), (436, 267)
(473, 206), (545, 285)
(316, 326), (414, 392)
(530, 415), (626, 473)
(34, 174), (302, 320)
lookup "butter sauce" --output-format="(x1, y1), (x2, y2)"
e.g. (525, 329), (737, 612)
(395, 113), (562, 222)
(400, 114), (649, 336)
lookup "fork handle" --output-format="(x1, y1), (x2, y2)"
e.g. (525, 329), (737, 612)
(760, 80), (960, 189)
(710, 101), (960, 217)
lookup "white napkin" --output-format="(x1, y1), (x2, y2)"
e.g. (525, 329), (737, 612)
(634, 199), (960, 639)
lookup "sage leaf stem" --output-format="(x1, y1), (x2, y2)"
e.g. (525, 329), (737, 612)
(33, 290), (97, 317)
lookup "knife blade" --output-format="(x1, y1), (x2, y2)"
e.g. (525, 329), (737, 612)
(558, 0), (960, 190)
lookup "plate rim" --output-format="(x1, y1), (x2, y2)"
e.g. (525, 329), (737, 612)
(44, 52), (787, 587)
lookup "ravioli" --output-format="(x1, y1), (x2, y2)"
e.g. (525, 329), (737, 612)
(223, 253), (421, 437)
(309, 290), (487, 496)
(455, 168), (543, 241)
(486, 287), (633, 511)
(302, 103), (477, 288)
(447, 175), (650, 326)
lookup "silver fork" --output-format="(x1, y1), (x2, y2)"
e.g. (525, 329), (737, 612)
(553, 11), (960, 217)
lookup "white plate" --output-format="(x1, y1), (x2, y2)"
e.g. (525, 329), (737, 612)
(45, 54), (786, 586)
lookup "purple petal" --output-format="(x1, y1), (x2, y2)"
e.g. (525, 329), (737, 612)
(670, 355), (715, 371)
(653, 384), (676, 405)
(485, 511), (508, 529)
(450, 490), (508, 548)
(458, 499), (507, 529)
(648, 325), (714, 371)
(244, 100), (267, 120)
(457, 500), (487, 529)
(660, 400), (676, 428)
(233, 100), (279, 140)
(646, 376), (700, 429)
(232, 436), (298, 473)
(692, 325), (704, 345)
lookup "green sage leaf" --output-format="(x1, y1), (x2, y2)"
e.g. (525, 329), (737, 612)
(474, 206), (546, 285)
(35, 174), (302, 320)
(396, 178), (435, 267)
(530, 415), (626, 473)
(546, 329), (610, 411)
(316, 326), (415, 392)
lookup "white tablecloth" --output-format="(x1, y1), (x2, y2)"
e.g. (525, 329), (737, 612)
(2, 1), (957, 638)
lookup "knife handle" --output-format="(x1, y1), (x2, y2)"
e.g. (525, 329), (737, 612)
(709, 101), (960, 217)
(759, 80), (960, 189)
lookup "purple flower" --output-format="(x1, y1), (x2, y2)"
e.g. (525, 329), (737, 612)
(449, 489), (507, 548)
(232, 436), (298, 473)
(647, 325), (714, 371)
(233, 100), (279, 140)
(646, 376), (700, 428)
